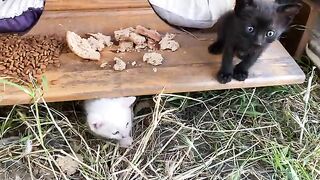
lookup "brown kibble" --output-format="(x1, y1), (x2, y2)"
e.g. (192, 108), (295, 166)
(0, 65), (5, 71)
(13, 54), (19, 60)
(40, 64), (46, 69)
(31, 61), (36, 68)
(0, 34), (64, 85)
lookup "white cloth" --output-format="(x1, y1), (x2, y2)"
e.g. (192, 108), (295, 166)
(0, 0), (45, 19)
(149, 0), (235, 28)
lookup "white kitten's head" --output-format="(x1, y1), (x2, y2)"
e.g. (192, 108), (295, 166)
(85, 97), (136, 144)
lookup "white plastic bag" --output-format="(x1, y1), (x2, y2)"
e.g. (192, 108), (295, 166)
(0, 0), (45, 33)
(0, 0), (44, 19)
(149, 0), (235, 28)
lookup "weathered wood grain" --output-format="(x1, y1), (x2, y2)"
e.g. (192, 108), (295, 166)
(45, 0), (149, 11)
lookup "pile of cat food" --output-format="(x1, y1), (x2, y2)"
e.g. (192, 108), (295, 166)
(66, 25), (180, 71)
(0, 34), (65, 84)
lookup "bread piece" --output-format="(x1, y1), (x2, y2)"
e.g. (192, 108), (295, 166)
(114, 27), (135, 41)
(135, 25), (162, 42)
(159, 33), (180, 52)
(135, 43), (147, 50)
(147, 38), (159, 50)
(143, 52), (163, 66)
(87, 37), (105, 51)
(89, 33), (113, 47)
(66, 31), (100, 60)
(113, 57), (126, 71)
(129, 32), (146, 45)
(118, 41), (134, 52)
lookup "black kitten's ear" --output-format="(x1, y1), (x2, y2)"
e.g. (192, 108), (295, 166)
(277, 3), (302, 17)
(234, 0), (255, 16)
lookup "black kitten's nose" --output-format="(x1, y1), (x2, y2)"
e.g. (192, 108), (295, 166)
(254, 42), (263, 46)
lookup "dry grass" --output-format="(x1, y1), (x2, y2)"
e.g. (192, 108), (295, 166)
(0, 64), (320, 179)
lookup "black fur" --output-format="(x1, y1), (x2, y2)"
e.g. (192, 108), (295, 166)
(209, 0), (301, 84)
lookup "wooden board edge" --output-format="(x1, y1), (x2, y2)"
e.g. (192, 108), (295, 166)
(45, 1), (151, 11)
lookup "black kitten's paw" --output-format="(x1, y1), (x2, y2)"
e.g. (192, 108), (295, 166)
(208, 41), (223, 54)
(217, 71), (232, 84)
(233, 68), (249, 81)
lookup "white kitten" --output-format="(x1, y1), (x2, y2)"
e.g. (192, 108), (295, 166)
(84, 97), (136, 148)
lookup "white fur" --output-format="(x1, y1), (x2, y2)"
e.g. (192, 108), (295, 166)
(0, 0), (45, 19)
(84, 97), (136, 148)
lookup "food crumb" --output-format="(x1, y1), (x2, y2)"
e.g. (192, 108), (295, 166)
(131, 61), (137, 66)
(114, 27), (135, 41)
(89, 32), (113, 47)
(100, 61), (109, 68)
(87, 36), (105, 51)
(143, 52), (164, 66)
(159, 33), (180, 52)
(118, 41), (134, 52)
(113, 57), (126, 71)
(129, 32), (146, 46)
(153, 68), (158, 72)
(135, 25), (162, 42)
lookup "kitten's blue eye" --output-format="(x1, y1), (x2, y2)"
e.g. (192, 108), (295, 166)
(266, 30), (275, 37)
(247, 26), (254, 33)
(112, 131), (120, 135)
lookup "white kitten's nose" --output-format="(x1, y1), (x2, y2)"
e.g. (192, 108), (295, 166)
(92, 122), (103, 129)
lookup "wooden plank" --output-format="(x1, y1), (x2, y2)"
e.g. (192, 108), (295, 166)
(45, 0), (149, 11)
(293, 0), (320, 59)
(0, 9), (305, 106)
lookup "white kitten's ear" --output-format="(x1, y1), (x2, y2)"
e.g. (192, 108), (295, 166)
(121, 97), (136, 107)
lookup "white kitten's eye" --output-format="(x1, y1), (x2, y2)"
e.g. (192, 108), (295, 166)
(126, 122), (129, 128)
(112, 131), (120, 135)
(247, 26), (254, 33)
(266, 30), (275, 37)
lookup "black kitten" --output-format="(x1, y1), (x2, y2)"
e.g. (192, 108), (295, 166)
(209, 0), (301, 84)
